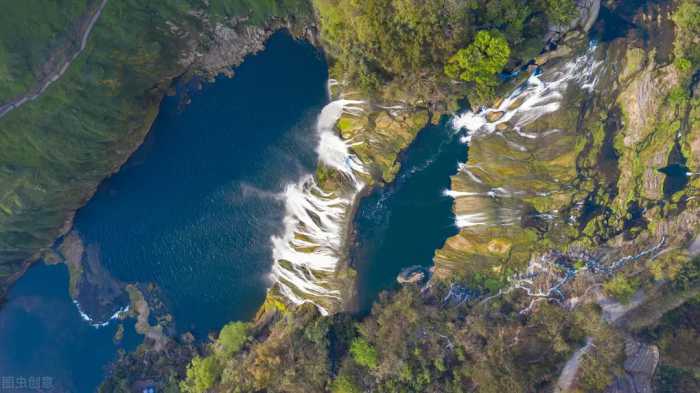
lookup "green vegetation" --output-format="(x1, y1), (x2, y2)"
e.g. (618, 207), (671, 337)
(603, 274), (640, 304)
(208, 0), (312, 24)
(643, 297), (700, 392)
(0, 0), (313, 293)
(672, 0), (700, 69)
(218, 321), (250, 356)
(178, 285), (627, 393)
(444, 31), (511, 103)
(181, 356), (221, 393)
(313, 0), (577, 98)
(541, 0), (578, 26)
(0, 0), (89, 101)
(330, 375), (361, 393)
(349, 337), (378, 369)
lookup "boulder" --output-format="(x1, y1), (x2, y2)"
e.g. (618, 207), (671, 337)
(604, 338), (659, 393)
(397, 265), (430, 285)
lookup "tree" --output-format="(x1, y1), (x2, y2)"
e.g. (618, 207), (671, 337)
(539, 0), (578, 27)
(350, 337), (379, 369)
(217, 321), (249, 356)
(672, 0), (700, 68)
(444, 30), (511, 102)
(603, 274), (639, 304)
(180, 356), (221, 393)
(331, 375), (362, 393)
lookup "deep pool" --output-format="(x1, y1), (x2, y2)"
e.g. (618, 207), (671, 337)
(351, 119), (467, 312)
(0, 30), (328, 393)
(72, 31), (328, 337)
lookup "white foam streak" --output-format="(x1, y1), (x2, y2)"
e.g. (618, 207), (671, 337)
(455, 209), (520, 228)
(73, 300), (129, 329)
(448, 43), (602, 230)
(452, 42), (601, 139)
(271, 99), (367, 314)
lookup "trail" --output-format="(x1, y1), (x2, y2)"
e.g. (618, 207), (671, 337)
(0, 0), (109, 119)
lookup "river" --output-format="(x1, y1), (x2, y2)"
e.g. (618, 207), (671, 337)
(0, 31), (327, 392)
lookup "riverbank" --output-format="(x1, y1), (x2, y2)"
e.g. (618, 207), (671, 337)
(0, 2), (316, 301)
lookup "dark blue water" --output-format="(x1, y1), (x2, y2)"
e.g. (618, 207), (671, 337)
(352, 120), (467, 312)
(71, 31), (328, 336)
(0, 31), (328, 393)
(0, 263), (140, 393)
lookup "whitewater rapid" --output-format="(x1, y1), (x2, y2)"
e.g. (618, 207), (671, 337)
(448, 42), (603, 229)
(270, 98), (366, 314)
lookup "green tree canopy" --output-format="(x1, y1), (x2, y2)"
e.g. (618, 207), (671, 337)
(444, 30), (511, 102)
(180, 356), (221, 393)
(672, 0), (700, 69)
(540, 0), (578, 26)
(350, 337), (379, 369)
(218, 321), (249, 356)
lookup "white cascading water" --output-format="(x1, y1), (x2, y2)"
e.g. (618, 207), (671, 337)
(449, 42), (603, 229)
(453, 42), (602, 141)
(270, 98), (366, 314)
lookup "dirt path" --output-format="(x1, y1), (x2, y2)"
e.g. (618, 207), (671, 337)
(0, 0), (109, 119)
(554, 337), (594, 393)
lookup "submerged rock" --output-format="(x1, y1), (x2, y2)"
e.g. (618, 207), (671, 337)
(396, 265), (431, 285)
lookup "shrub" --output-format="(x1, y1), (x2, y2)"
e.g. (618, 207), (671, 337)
(539, 0), (578, 26)
(180, 356), (221, 393)
(444, 30), (511, 103)
(218, 321), (249, 356)
(350, 337), (379, 369)
(331, 375), (362, 393)
(603, 274), (639, 304)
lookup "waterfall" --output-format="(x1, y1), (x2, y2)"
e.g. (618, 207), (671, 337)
(448, 42), (603, 229)
(452, 42), (602, 140)
(270, 98), (366, 314)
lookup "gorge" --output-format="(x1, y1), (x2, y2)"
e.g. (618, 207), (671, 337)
(0, 1), (699, 393)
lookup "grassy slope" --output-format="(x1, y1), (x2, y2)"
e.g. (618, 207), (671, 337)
(0, 0), (90, 101)
(0, 0), (311, 286)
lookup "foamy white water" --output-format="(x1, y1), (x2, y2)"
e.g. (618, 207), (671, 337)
(73, 299), (129, 329)
(271, 98), (367, 314)
(450, 42), (603, 229)
(452, 42), (602, 138)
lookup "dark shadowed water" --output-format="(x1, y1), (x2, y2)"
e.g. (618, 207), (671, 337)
(351, 120), (467, 312)
(72, 31), (327, 337)
(0, 263), (140, 393)
(0, 31), (327, 393)
(0, 28), (468, 392)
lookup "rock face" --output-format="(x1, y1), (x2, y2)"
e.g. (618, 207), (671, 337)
(577, 0), (601, 32)
(396, 265), (431, 285)
(435, 0), (700, 302)
(549, 0), (601, 34)
(0, 5), (315, 299)
(434, 39), (607, 281)
(605, 339), (659, 393)
(56, 230), (128, 324)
